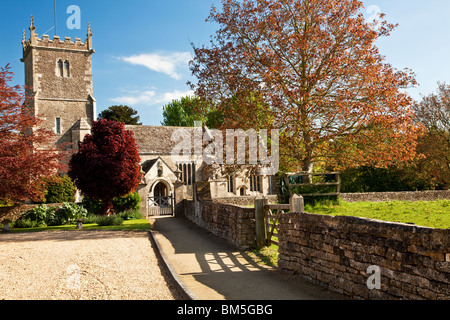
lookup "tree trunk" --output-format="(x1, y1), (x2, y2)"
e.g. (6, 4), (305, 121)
(101, 200), (113, 216)
(302, 159), (314, 184)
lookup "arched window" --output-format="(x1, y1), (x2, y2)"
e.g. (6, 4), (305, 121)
(64, 61), (70, 77)
(57, 60), (63, 77)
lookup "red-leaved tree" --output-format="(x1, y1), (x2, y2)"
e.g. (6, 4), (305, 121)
(68, 119), (141, 215)
(0, 65), (64, 206)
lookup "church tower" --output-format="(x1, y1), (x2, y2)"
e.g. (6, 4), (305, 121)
(21, 16), (96, 150)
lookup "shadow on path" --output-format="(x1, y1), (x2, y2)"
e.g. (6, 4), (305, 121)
(152, 216), (348, 300)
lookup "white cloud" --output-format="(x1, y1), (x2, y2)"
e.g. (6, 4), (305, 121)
(160, 89), (195, 104)
(119, 52), (192, 80)
(110, 90), (156, 106)
(111, 89), (194, 107)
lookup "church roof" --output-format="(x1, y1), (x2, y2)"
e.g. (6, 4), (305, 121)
(141, 156), (176, 175)
(126, 125), (196, 155)
(141, 158), (159, 173)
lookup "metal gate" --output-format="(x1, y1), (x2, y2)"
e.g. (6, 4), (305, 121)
(148, 195), (174, 216)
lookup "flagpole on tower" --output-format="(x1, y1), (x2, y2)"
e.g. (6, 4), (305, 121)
(54, 0), (57, 35)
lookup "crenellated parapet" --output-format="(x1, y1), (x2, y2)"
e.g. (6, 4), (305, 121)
(22, 16), (94, 62)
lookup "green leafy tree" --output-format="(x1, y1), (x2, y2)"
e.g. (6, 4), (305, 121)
(82, 192), (141, 215)
(99, 105), (142, 125)
(161, 95), (223, 128)
(42, 176), (76, 204)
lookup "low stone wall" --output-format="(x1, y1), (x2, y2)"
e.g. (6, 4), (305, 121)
(278, 212), (450, 300)
(211, 195), (279, 207)
(341, 190), (450, 203)
(183, 200), (256, 250)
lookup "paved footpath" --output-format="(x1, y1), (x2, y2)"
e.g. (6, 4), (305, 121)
(150, 216), (348, 300)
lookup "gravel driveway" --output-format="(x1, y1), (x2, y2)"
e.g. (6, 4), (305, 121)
(0, 230), (181, 300)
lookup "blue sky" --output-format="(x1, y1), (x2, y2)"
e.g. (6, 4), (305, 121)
(1, 0), (450, 125)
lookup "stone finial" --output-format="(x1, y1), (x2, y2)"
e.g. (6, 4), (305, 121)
(22, 29), (26, 42)
(29, 16), (36, 46)
(29, 15), (36, 31)
(86, 22), (94, 52)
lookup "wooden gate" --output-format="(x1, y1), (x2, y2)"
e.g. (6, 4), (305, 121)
(255, 195), (304, 247)
(148, 195), (174, 216)
(278, 172), (341, 200)
(264, 204), (290, 246)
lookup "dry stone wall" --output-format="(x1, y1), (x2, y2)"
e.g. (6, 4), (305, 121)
(341, 190), (450, 203)
(278, 212), (450, 300)
(183, 200), (256, 250)
(211, 195), (279, 207)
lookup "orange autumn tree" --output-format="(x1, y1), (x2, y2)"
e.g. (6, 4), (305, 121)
(413, 83), (450, 189)
(190, 0), (423, 173)
(0, 65), (64, 206)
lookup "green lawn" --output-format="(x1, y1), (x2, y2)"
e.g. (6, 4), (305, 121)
(8, 219), (151, 233)
(305, 200), (450, 229)
(251, 199), (450, 266)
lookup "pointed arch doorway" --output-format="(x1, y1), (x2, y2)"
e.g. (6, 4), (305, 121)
(154, 182), (169, 197)
(148, 181), (174, 216)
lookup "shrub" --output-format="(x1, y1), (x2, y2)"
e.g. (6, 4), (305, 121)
(83, 214), (98, 224)
(95, 215), (124, 226)
(339, 165), (435, 193)
(81, 196), (103, 215)
(13, 218), (38, 229)
(113, 192), (141, 213)
(22, 205), (54, 227)
(53, 203), (88, 226)
(119, 209), (143, 221)
(17, 203), (88, 228)
(82, 192), (141, 215)
(42, 176), (76, 204)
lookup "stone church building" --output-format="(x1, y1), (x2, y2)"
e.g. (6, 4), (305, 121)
(21, 18), (276, 217)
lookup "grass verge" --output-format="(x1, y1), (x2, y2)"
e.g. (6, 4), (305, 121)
(8, 219), (151, 233)
(305, 199), (450, 229)
(246, 244), (279, 268)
